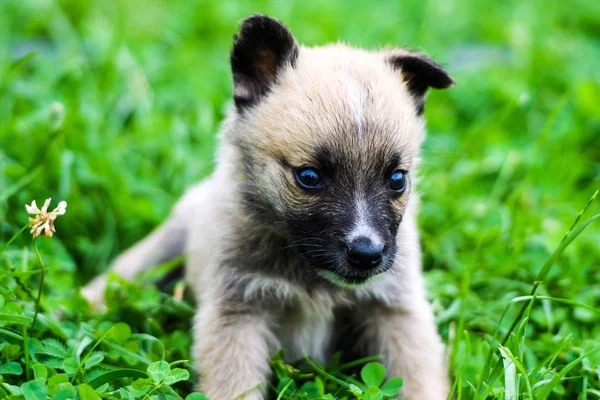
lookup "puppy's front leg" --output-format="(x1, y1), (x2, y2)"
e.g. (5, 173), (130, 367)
(193, 301), (278, 399)
(361, 301), (449, 400)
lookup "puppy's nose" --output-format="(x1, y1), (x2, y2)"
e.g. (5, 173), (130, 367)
(346, 236), (383, 270)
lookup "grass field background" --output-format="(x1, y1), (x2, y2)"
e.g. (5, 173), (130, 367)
(1, 0), (599, 398)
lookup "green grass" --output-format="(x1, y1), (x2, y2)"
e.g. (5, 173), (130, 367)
(1, 0), (599, 398)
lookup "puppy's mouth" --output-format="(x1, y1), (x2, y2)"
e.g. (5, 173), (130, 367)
(310, 254), (395, 288)
(317, 270), (374, 287)
(316, 261), (395, 287)
(293, 238), (395, 287)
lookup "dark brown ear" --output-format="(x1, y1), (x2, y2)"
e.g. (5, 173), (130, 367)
(386, 50), (455, 115)
(230, 15), (299, 112)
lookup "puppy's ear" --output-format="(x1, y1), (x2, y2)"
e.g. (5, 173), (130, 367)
(231, 14), (299, 111)
(385, 50), (455, 115)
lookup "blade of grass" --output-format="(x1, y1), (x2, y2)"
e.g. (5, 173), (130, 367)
(71, 327), (114, 383)
(31, 238), (45, 328)
(499, 344), (533, 400)
(451, 329), (472, 400)
(131, 333), (166, 361)
(0, 280), (16, 298)
(511, 296), (600, 315)
(336, 355), (382, 372)
(22, 324), (31, 380)
(85, 368), (149, 389)
(0, 314), (33, 324)
(499, 212), (600, 347)
(0, 167), (42, 203)
(101, 340), (151, 366)
(528, 335), (572, 379)
(0, 224), (29, 254)
(536, 348), (600, 399)
(276, 379), (294, 400)
(136, 255), (185, 284)
(0, 52), (38, 100)
(303, 354), (351, 389)
(587, 389), (600, 397)
(0, 327), (23, 340)
(476, 191), (599, 393)
(498, 346), (518, 400)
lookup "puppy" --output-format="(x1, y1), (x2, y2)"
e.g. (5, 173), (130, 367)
(83, 14), (454, 399)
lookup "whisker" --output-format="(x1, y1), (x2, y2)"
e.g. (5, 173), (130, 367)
(300, 249), (329, 256)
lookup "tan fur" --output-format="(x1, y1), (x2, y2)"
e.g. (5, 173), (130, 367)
(83, 41), (449, 399)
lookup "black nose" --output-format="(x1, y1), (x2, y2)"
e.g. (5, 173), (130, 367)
(346, 237), (383, 270)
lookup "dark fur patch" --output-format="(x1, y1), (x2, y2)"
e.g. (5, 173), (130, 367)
(279, 156), (401, 279)
(388, 52), (455, 115)
(235, 133), (404, 287)
(218, 226), (339, 314)
(230, 14), (299, 111)
(330, 306), (370, 364)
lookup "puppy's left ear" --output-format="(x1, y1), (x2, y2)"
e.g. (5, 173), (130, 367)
(385, 50), (455, 115)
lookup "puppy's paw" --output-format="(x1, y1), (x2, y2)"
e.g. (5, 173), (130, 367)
(81, 275), (108, 312)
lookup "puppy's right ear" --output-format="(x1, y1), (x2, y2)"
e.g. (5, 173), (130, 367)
(230, 14), (299, 111)
(385, 50), (455, 115)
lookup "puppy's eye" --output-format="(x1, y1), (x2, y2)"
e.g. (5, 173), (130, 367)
(295, 167), (323, 190)
(389, 170), (407, 193)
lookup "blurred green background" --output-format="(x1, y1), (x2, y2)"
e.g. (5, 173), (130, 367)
(1, 0), (599, 397)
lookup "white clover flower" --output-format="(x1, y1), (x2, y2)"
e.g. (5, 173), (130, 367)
(25, 198), (67, 238)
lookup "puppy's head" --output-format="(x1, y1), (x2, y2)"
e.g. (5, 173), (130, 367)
(229, 15), (454, 286)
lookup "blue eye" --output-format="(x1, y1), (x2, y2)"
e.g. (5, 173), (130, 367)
(389, 170), (407, 193)
(295, 167), (323, 190)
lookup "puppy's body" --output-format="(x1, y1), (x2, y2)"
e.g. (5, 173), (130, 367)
(83, 16), (453, 400)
